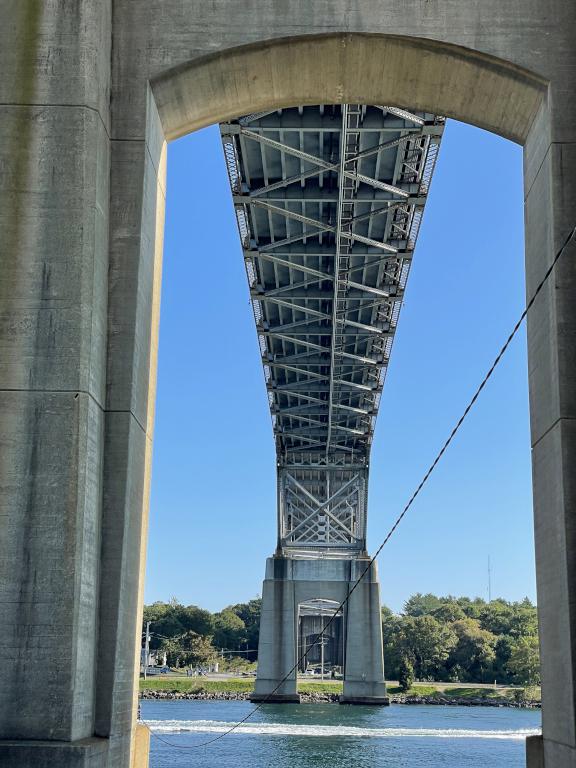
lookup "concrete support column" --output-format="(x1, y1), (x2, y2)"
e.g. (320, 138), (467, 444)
(525, 93), (576, 767)
(94, 92), (166, 766)
(252, 558), (300, 702)
(0, 3), (112, 766)
(341, 560), (388, 704)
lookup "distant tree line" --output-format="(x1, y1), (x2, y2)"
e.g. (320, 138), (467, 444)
(143, 598), (261, 669)
(383, 593), (540, 690)
(142, 593), (539, 687)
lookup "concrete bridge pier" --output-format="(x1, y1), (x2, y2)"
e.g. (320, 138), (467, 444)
(251, 558), (300, 703)
(340, 559), (388, 704)
(252, 557), (388, 705)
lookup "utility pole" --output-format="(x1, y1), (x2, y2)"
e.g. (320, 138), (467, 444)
(488, 556), (492, 603)
(320, 611), (325, 682)
(143, 621), (151, 681)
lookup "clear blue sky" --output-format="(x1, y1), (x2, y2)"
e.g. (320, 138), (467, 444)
(144, 118), (535, 614)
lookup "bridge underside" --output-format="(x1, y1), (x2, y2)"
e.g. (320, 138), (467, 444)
(222, 105), (443, 555)
(222, 104), (443, 702)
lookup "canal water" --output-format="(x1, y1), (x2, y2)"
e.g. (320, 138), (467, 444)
(142, 699), (540, 767)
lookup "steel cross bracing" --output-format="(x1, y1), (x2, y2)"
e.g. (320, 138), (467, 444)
(221, 105), (443, 555)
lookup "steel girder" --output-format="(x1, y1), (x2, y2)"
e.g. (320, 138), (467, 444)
(222, 105), (443, 553)
(278, 466), (368, 552)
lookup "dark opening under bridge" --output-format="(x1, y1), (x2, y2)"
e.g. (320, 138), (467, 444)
(221, 104), (443, 702)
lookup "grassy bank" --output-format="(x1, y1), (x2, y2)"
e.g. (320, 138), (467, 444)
(387, 684), (541, 702)
(138, 678), (341, 695)
(139, 677), (540, 701)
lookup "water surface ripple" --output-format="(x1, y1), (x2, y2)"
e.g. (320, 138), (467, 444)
(143, 699), (540, 767)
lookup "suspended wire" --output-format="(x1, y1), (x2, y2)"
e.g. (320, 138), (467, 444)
(140, 222), (576, 750)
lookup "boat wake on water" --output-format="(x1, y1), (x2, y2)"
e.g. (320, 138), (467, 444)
(145, 720), (540, 741)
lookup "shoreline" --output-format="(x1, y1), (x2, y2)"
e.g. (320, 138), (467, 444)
(140, 689), (541, 709)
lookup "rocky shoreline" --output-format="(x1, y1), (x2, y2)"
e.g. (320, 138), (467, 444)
(140, 689), (540, 708)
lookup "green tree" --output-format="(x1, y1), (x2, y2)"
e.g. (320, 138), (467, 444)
(183, 632), (217, 667)
(493, 635), (515, 683)
(454, 596), (486, 620)
(382, 613), (405, 680)
(398, 656), (414, 692)
(213, 609), (247, 650)
(143, 602), (187, 650)
(226, 598), (262, 658)
(161, 631), (216, 668)
(508, 599), (538, 638)
(402, 615), (457, 679)
(507, 635), (540, 685)
(178, 604), (215, 636)
(403, 593), (442, 617)
(381, 604), (394, 621)
(142, 601), (215, 652)
(478, 600), (514, 635)
(159, 636), (184, 668)
(431, 602), (466, 623)
(143, 601), (172, 624)
(448, 618), (497, 682)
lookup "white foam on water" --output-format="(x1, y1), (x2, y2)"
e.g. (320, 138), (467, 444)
(145, 719), (541, 741)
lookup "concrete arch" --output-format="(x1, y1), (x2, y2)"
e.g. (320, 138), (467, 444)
(124, 31), (558, 761)
(151, 33), (547, 143)
(115, 33), (571, 766)
(2, 6), (576, 768)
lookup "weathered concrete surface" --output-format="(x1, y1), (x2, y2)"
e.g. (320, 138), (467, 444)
(527, 736), (545, 768)
(253, 557), (388, 704)
(111, 0), (572, 142)
(253, 557), (300, 701)
(0, 391), (103, 740)
(152, 34), (545, 143)
(0, 2), (114, 765)
(1, 1), (576, 766)
(340, 560), (388, 704)
(0, 2), (111, 127)
(0, 104), (109, 399)
(524, 127), (576, 767)
(0, 738), (109, 768)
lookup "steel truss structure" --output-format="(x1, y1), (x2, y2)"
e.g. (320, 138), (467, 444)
(222, 105), (443, 556)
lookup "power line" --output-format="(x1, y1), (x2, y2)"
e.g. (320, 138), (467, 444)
(219, 648), (258, 654)
(140, 222), (575, 750)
